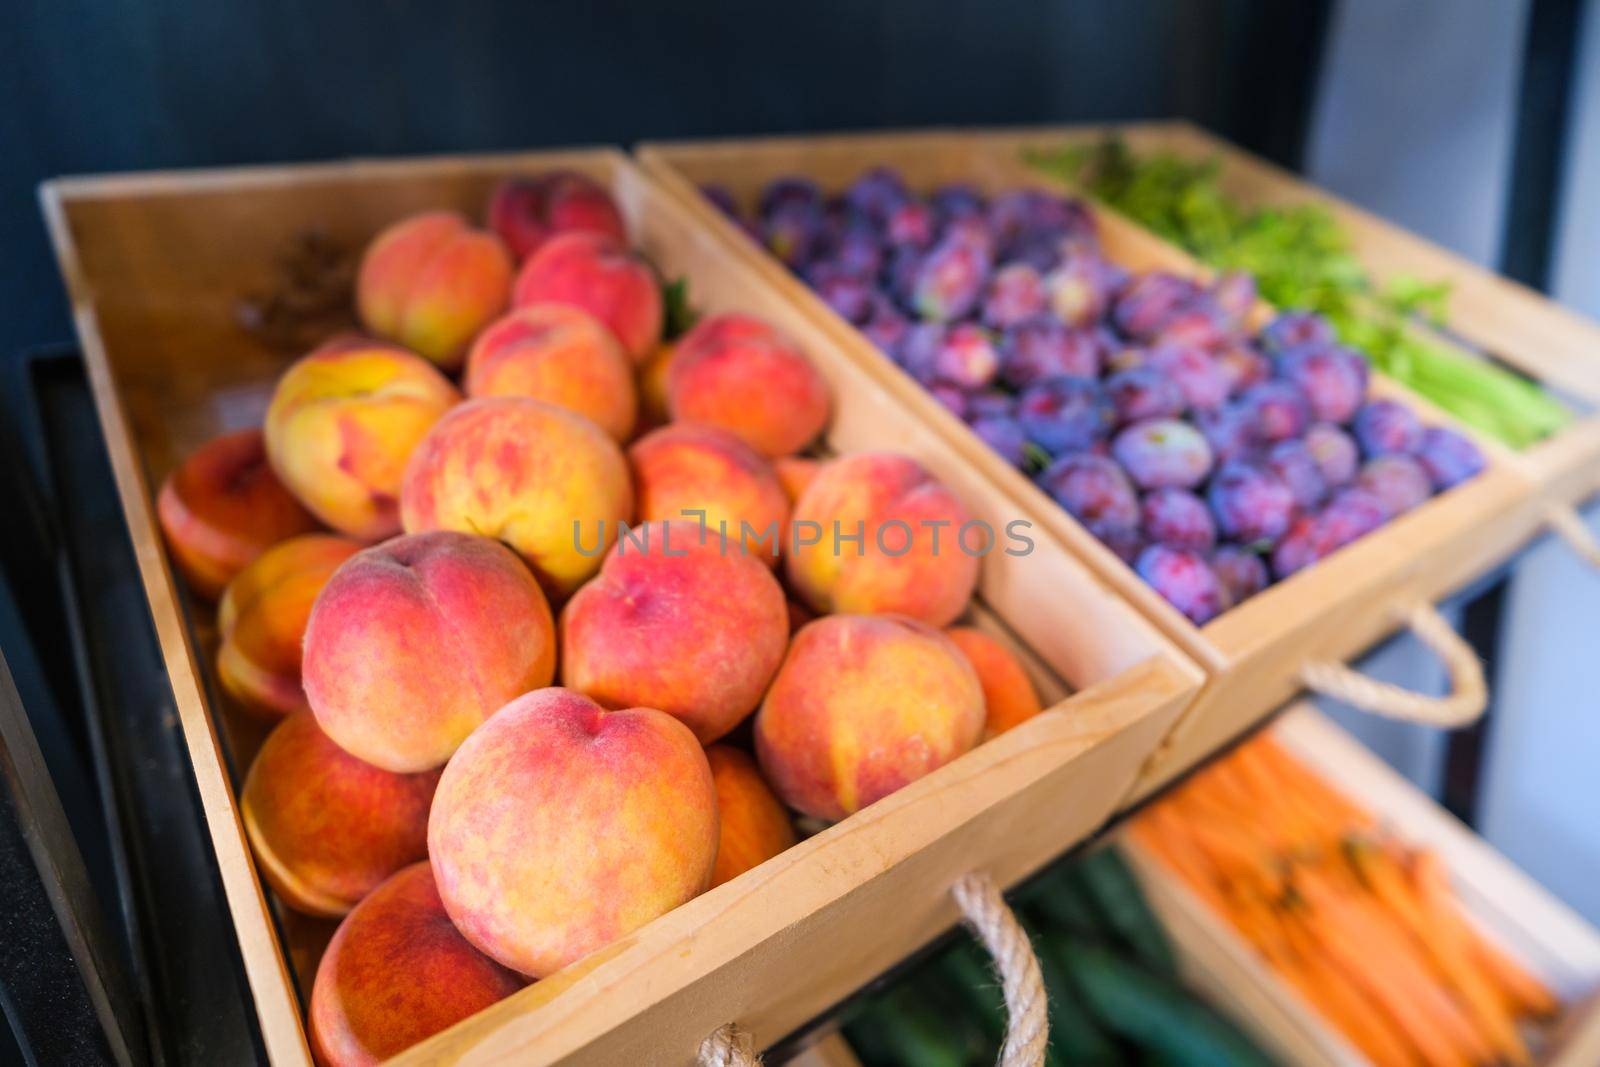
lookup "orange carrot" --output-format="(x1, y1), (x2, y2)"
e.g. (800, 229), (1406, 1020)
(1277, 912), (1423, 1067)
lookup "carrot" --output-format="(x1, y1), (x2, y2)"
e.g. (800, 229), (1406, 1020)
(1352, 843), (1530, 1065)
(1412, 852), (1559, 1020)
(1277, 912), (1423, 1067)
(1129, 810), (1231, 917)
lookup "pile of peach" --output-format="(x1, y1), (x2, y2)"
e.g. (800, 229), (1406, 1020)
(156, 171), (1047, 1066)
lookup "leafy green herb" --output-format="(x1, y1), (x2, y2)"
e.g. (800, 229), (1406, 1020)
(661, 276), (698, 340)
(1027, 139), (1572, 448)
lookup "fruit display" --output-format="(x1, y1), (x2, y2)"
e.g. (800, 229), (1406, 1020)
(1132, 731), (1561, 1067)
(709, 168), (1487, 624)
(150, 168), (1057, 1064)
(842, 847), (1279, 1066)
(1031, 138), (1572, 449)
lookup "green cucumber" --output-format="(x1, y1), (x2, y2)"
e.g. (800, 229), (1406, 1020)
(1071, 849), (1178, 979)
(1016, 913), (1123, 1065)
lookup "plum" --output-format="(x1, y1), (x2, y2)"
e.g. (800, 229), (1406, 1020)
(967, 389), (1015, 420)
(1353, 400), (1424, 457)
(971, 415), (1028, 467)
(1356, 455), (1432, 518)
(886, 201), (935, 250)
(1210, 272), (1258, 331)
(1209, 461), (1295, 545)
(1000, 319), (1102, 388)
(761, 202), (822, 268)
(1141, 488), (1217, 552)
(1263, 439), (1327, 509)
(1017, 376), (1115, 455)
(910, 236), (991, 322)
(1112, 273), (1200, 340)
(862, 301), (911, 354)
(1319, 487), (1389, 549)
(809, 267), (875, 324)
(1271, 516), (1323, 579)
(1106, 367), (1186, 425)
(1111, 419), (1214, 490)
(1303, 422), (1360, 487)
(1149, 344), (1229, 412)
(1215, 343), (1272, 396)
(1259, 311), (1335, 353)
(758, 176), (822, 217)
(843, 167), (909, 223)
(1195, 404), (1260, 464)
(1136, 545), (1228, 625)
(981, 264), (1047, 329)
(1238, 380), (1312, 443)
(1211, 545), (1269, 604)
(1043, 253), (1114, 328)
(931, 183), (985, 223)
(1276, 344), (1368, 424)
(1416, 426), (1486, 490)
(1036, 453), (1140, 542)
(933, 324), (1000, 389)
(928, 383), (969, 419)
(894, 322), (946, 385)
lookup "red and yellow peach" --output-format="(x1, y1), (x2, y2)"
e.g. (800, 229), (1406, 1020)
(666, 314), (830, 457)
(561, 520), (789, 743)
(428, 687), (718, 978)
(302, 531), (555, 773)
(464, 303), (637, 441)
(512, 232), (663, 362)
(628, 423), (789, 566)
(355, 211), (512, 370)
(487, 172), (626, 262)
(755, 614), (984, 821)
(706, 745), (797, 887)
(785, 452), (980, 627)
(156, 428), (318, 598)
(944, 626), (1044, 737)
(241, 711), (440, 918)
(264, 335), (459, 541)
(217, 534), (361, 717)
(399, 396), (633, 597)
(308, 862), (525, 1067)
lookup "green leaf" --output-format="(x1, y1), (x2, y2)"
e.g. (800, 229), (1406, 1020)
(661, 276), (698, 340)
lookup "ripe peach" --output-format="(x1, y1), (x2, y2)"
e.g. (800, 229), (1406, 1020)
(156, 428), (318, 598)
(628, 423), (789, 566)
(944, 626), (1044, 737)
(637, 341), (678, 428)
(309, 863), (525, 1067)
(755, 614), (983, 821)
(399, 397), (633, 597)
(774, 456), (820, 504)
(303, 531), (555, 772)
(217, 534), (361, 717)
(561, 520), (788, 743)
(786, 452), (980, 627)
(264, 335), (459, 541)
(464, 303), (637, 441)
(512, 232), (662, 362)
(487, 172), (626, 262)
(355, 211), (512, 370)
(706, 745), (797, 887)
(666, 314), (830, 457)
(429, 687), (718, 978)
(241, 712), (440, 918)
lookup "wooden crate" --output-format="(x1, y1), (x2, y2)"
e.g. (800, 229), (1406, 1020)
(1123, 702), (1600, 1067)
(638, 130), (1534, 800)
(40, 148), (1203, 1066)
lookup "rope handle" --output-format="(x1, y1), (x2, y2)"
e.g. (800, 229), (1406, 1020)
(1543, 503), (1600, 569)
(1300, 603), (1486, 727)
(697, 872), (1049, 1067)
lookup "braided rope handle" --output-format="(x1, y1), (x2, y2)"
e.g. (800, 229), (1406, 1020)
(1544, 503), (1600, 569)
(697, 872), (1049, 1067)
(1300, 603), (1486, 727)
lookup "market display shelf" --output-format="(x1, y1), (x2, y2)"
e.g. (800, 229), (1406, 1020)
(638, 129), (1532, 799)
(40, 149), (1200, 1066)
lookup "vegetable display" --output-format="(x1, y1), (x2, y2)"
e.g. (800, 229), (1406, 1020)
(710, 169), (1485, 624)
(1029, 138), (1572, 450)
(843, 848), (1280, 1067)
(1132, 731), (1560, 1067)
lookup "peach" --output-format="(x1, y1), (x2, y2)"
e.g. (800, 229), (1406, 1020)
(265, 335), (459, 541)
(628, 423), (789, 566)
(399, 397), (633, 597)
(775, 456), (820, 504)
(355, 211), (512, 370)
(156, 428), (318, 598)
(309, 863), (524, 1067)
(755, 614), (983, 821)
(217, 534), (362, 717)
(487, 172), (626, 262)
(785, 452), (980, 627)
(666, 313), (830, 457)
(706, 745), (797, 887)
(241, 712), (440, 918)
(429, 687), (718, 978)
(463, 303), (637, 441)
(303, 531), (555, 772)
(561, 520), (788, 743)
(944, 626), (1045, 737)
(637, 341), (677, 428)
(512, 232), (663, 362)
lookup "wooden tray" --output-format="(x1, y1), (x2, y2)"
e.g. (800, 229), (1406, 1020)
(1123, 702), (1600, 1067)
(40, 148), (1202, 1065)
(637, 130), (1535, 800)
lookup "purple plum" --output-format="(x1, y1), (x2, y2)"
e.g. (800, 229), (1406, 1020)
(1036, 453), (1140, 541)
(981, 263), (1047, 329)
(1276, 344), (1368, 424)
(1271, 516), (1323, 579)
(910, 236), (991, 322)
(1000, 319), (1103, 388)
(758, 176), (822, 217)
(1149, 344), (1229, 412)
(809, 267), (875, 324)
(1210, 272), (1258, 331)
(1141, 488), (1218, 552)
(894, 322), (946, 385)
(967, 389), (1015, 420)
(1017, 376), (1115, 455)
(1195, 404), (1260, 464)
(1112, 418), (1215, 489)
(1264, 439), (1327, 510)
(1416, 426), (1486, 490)
(1259, 311), (1335, 353)
(1136, 545), (1228, 625)
(930, 183), (984, 223)
(1043, 253), (1114, 328)
(1112, 272), (1201, 340)
(1215, 343), (1272, 396)
(1303, 422), (1360, 487)
(1353, 400), (1424, 456)
(862, 300), (911, 354)
(1319, 487), (1389, 550)
(760, 202), (822, 267)
(971, 415), (1028, 467)
(1211, 545), (1270, 603)
(842, 167), (908, 223)
(928, 382), (969, 420)
(886, 200), (935, 249)
(1209, 461), (1295, 545)
(1107, 367), (1187, 425)
(1238, 380), (1312, 443)
(1356, 455), (1432, 518)
(933, 324), (1000, 389)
